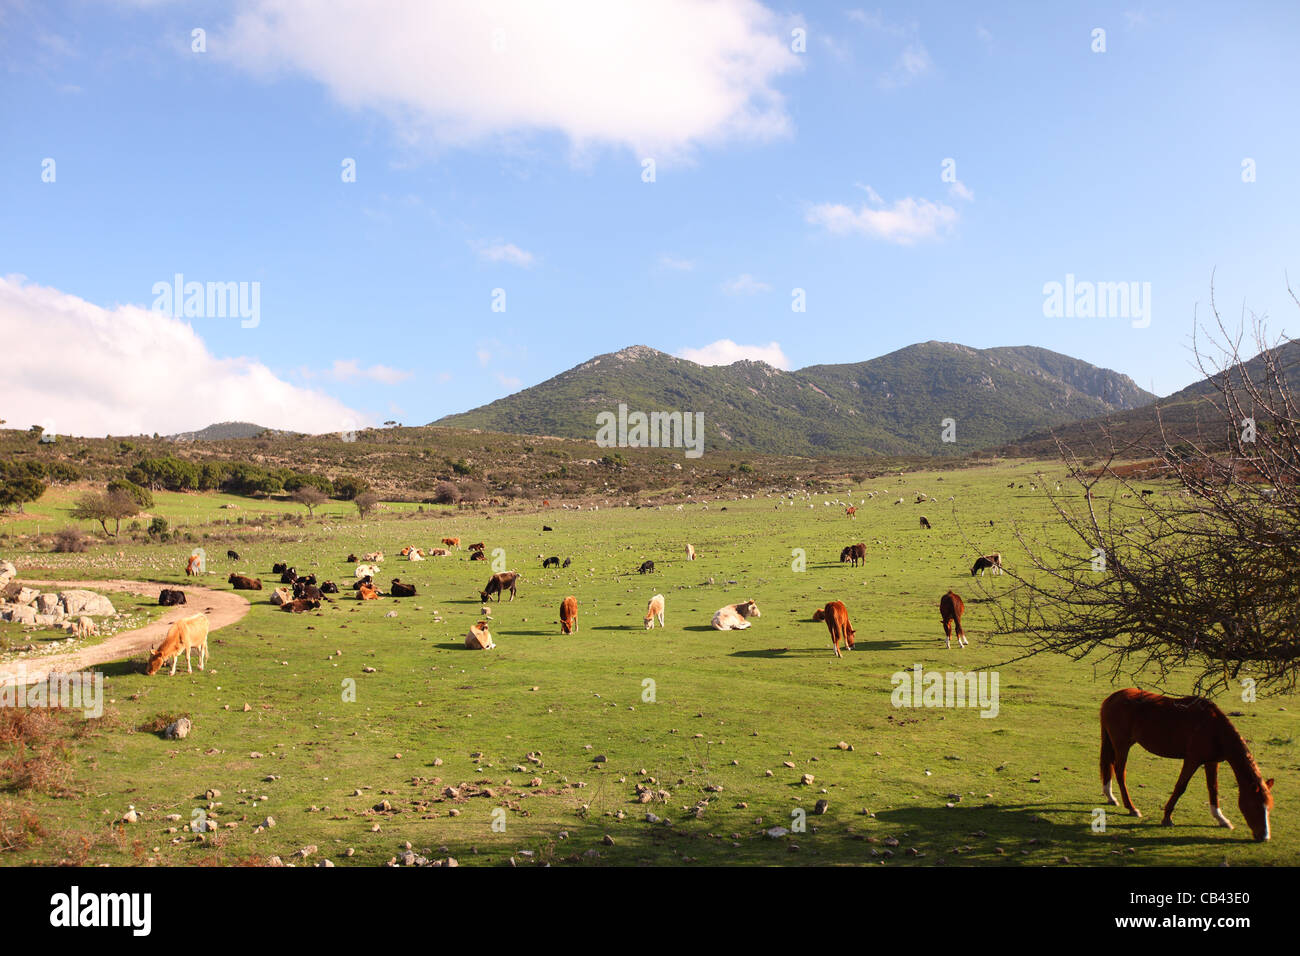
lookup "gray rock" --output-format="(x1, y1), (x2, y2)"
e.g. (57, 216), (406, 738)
(35, 593), (61, 614)
(163, 718), (192, 740)
(59, 590), (116, 617)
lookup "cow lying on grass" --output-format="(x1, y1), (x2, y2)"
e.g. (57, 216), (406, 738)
(146, 613), (209, 676)
(391, 579), (416, 597)
(712, 600), (760, 630)
(158, 588), (186, 607)
(466, 621), (495, 650)
(228, 573), (262, 590)
(280, 598), (320, 613)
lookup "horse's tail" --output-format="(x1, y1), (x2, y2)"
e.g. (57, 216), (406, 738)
(1099, 724), (1115, 783)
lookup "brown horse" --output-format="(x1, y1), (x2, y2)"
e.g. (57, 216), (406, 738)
(1100, 689), (1274, 840)
(939, 590), (966, 648)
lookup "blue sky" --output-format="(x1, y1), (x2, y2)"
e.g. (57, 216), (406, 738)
(2, 0), (1298, 436)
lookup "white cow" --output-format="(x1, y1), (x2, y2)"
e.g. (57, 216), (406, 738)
(645, 594), (665, 630)
(711, 600), (761, 630)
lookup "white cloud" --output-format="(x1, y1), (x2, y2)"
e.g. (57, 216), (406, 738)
(880, 42), (932, 88)
(0, 275), (364, 437)
(678, 339), (790, 369)
(300, 359), (412, 385)
(471, 239), (536, 267)
(806, 190), (959, 244)
(721, 273), (772, 295)
(218, 0), (802, 158)
(949, 180), (975, 202)
(658, 254), (695, 271)
(494, 372), (523, 390)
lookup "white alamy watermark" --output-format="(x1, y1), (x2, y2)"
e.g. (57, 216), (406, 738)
(595, 403), (704, 459)
(152, 273), (260, 328)
(890, 664), (999, 718)
(1042, 274), (1150, 328)
(1, 666), (104, 718)
(49, 886), (151, 936)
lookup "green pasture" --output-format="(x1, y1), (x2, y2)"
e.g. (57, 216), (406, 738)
(0, 461), (1294, 866)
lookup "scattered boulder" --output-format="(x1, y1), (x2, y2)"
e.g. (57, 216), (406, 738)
(465, 621), (495, 650)
(163, 718), (192, 740)
(59, 590), (116, 617)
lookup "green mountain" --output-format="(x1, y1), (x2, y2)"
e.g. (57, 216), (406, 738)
(435, 342), (1154, 456)
(1000, 338), (1300, 457)
(171, 421), (290, 441)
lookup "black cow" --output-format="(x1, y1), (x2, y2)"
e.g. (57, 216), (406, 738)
(470, 550), (486, 561)
(543, 556), (560, 568)
(272, 562), (288, 575)
(637, 561), (655, 574)
(391, 579), (417, 597)
(227, 550), (240, 560)
(279, 568), (297, 584)
(542, 525), (553, 532)
(293, 581), (323, 601)
(320, 581), (340, 594)
(158, 588), (187, 607)
(562, 557), (572, 568)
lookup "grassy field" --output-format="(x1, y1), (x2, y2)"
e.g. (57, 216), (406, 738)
(0, 460), (1294, 867)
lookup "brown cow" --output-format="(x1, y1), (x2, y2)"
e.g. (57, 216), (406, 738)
(146, 613), (210, 675)
(560, 595), (578, 634)
(280, 598), (320, 613)
(468, 542), (486, 552)
(940, 590), (967, 648)
(227, 573), (262, 590)
(840, 543), (866, 567)
(480, 571), (519, 603)
(846, 505), (857, 519)
(442, 537), (461, 549)
(185, 554), (201, 576)
(811, 601), (856, 658)
(470, 550), (486, 561)
(358, 582), (381, 600)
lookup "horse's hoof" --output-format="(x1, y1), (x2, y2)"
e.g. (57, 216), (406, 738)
(1128, 809), (1142, 818)
(1160, 817), (1174, 827)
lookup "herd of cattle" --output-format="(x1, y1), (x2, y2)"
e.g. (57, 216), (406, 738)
(147, 512), (1010, 668)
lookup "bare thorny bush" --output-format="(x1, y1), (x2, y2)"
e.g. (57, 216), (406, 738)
(987, 280), (1300, 696)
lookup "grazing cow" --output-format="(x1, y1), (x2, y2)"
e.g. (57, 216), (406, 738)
(363, 551), (384, 563)
(543, 525), (553, 532)
(185, 554), (201, 577)
(358, 582), (381, 600)
(686, 544), (696, 561)
(543, 556), (560, 568)
(468, 542), (486, 553)
(637, 561), (656, 574)
(146, 613), (210, 676)
(644, 594), (665, 630)
(712, 600), (761, 630)
(919, 516), (931, 530)
(811, 601), (856, 658)
(346, 554), (358, 563)
(228, 573), (262, 590)
(480, 571), (520, 603)
(470, 550), (486, 561)
(562, 557), (572, 568)
(270, 586), (294, 606)
(293, 581), (324, 602)
(441, 538), (460, 550)
(846, 505), (857, 519)
(272, 562), (288, 575)
(939, 590), (967, 649)
(560, 595), (578, 634)
(355, 563), (381, 580)
(466, 621), (495, 650)
(390, 579), (417, 597)
(970, 552), (1003, 577)
(840, 543), (867, 567)
(320, 581), (339, 594)
(1141, 489), (1155, 497)
(280, 598), (320, 613)
(158, 588), (187, 607)
(226, 549), (240, 560)
(1100, 689), (1274, 840)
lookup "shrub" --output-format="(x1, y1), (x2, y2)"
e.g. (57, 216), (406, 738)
(51, 528), (91, 553)
(147, 517), (169, 537)
(432, 481), (461, 505)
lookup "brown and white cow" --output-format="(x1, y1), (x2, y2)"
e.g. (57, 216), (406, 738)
(711, 600), (761, 630)
(644, 593), (665, 630)
(480, 571), (519, 603)
(971, 552), (1003, 576)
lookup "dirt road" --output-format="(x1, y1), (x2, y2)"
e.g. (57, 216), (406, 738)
(0, 580), (250, 686)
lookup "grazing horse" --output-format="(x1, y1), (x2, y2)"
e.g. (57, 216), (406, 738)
(845, 505), (857, 519)
(971, 552), (1002, 576)
(939, 590), (966, 648)
(919, 515), (931, 530)
(1100, 689), (1274, 840)
(811, 601), (856, 658)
